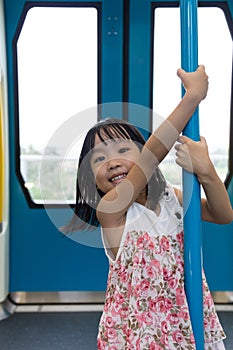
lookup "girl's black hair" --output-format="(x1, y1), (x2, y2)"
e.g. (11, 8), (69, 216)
(61, 118), (166, 233)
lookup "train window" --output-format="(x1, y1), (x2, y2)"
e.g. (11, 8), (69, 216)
(16, 6), (98, 205)
(153, 6), (232, 187)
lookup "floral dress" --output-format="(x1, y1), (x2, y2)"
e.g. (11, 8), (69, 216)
(98, 185), (226, 349)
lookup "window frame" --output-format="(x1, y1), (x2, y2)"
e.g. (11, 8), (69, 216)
(13, 2), (102, 208)
(151, 1), (233, 188)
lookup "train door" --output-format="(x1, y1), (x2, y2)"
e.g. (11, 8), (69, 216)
(2, 0), (126, 301)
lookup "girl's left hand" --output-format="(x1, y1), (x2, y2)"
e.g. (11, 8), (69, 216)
(175, 135), (214, 182)
(177, 65), (209, 103)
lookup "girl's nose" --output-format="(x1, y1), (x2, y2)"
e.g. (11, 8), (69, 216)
(107, 158), (121, 170)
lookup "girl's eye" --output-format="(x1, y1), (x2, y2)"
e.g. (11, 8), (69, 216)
(119, 147), (129, 154)
(94, 155), (105, 163)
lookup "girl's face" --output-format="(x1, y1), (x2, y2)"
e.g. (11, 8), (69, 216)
(90, 134), (141, 194)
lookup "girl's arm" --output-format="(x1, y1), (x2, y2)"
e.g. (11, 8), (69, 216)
(175, 135), (233, 224)
(97, 66), (209, 228)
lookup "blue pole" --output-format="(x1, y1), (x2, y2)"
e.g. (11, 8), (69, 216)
(180, 1), (204, 349)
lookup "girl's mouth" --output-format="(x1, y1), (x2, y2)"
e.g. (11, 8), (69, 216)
(110, 173), (127, 183)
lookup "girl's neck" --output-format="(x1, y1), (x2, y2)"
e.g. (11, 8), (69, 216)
(135, 190), (147, 206)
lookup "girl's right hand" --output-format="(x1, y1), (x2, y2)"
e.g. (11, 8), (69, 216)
(177, 65), (209, 103)
(175, 135), (214, 183)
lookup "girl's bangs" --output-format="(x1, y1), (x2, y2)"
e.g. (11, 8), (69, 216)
(96, 123), (131, 143)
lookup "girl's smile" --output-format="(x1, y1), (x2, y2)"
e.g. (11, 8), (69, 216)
(90, 135), (141, 194)
(109, 173), (127, 184)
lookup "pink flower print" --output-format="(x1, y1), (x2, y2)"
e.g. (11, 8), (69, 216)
(204, 292), (213, 307)
(163, 268), (176, 288)
(204, 317), (208, 328)
(112, 297), (126, 317)
(178, 308), (189, 320)
(122, 323), (127, 334)
(160, 236), (170, 251)
(132, 284), (141, 297)
(141, 257), (146, 268)
(127, 284), (132, 298)
(97, 338), (107, 349)
(176, 295), (185, 306)
(172, 330), (183, 343)
(140, 279), (150, 292)
(161, 333), (169, 346)
(136, 236), (144, 248)
(163, 267), (170, 280)
(190, 333), (196, 344)
(152, 297), (172, 313)
(148, 241), (155, 250)
(136, 338), (141, 350)
(168, 276), (178, 289)
(136, 298), (148, 313)
(176, 231), (184, 249)
(176, 255), (184, 272)
(167, 312), (179, 325)
(144, 232), (150, 240)
(150, 258), (160, 270)
(154, 296), (166, 313)
(176, 288), (185, 306)
(146, 265), (157, 279)
(133, 254), (140, 265)
(210, 315), (216, 329)
(143, 234), (155, 250)
(114, 293), (124, 305)
(164, 298), (173, 310)
(104, 296), (113, 312)
(119, 270), (128, 284)
(119, 306), (128, 318)
(111, 306), (120, 317)
(149, 342), (163, 350)
(135, 311), (144, 327)
(161, 320), (168, 334)
(104, 328), (118, 341)
(126, 328), (134, 343)
(105, 316), (116, 328)
(148, 298), (157, 312)
(142, 311), (153, 326)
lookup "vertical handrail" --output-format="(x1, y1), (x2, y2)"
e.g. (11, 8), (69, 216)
(180, 1), (204, 349)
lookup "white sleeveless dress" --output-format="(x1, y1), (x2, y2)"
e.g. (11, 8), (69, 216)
(98, 184), (226, 349)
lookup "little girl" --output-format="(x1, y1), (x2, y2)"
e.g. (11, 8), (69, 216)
(63, 66), (233, 349)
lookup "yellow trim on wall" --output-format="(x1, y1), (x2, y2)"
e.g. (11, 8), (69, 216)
(0, 71), (4, 230)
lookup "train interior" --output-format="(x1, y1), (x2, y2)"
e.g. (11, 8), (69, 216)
(0, 0), (233, 349)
